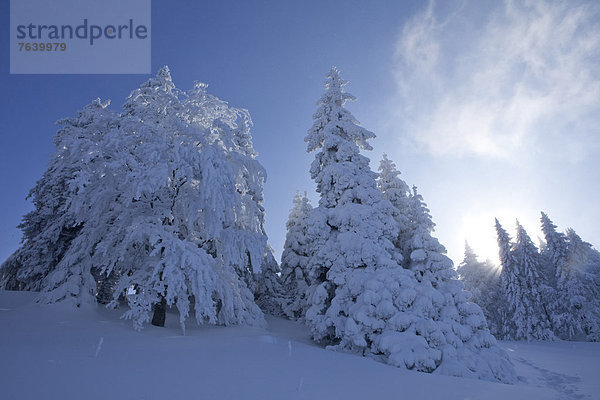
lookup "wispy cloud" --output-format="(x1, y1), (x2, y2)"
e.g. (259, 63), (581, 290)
(392, 0), (600, 161)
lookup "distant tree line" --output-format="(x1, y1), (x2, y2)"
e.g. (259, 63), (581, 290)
(458, 214), (600, 342)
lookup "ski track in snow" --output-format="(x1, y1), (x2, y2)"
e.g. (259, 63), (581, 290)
(514, 356), (584, 399)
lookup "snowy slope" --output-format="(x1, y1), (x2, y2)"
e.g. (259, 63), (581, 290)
(0, 291), (597, 400)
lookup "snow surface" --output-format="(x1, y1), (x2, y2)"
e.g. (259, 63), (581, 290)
(1, 291), (598, 400)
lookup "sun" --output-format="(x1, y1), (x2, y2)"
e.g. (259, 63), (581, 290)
(457, 213), (502, 265)
(456, 210), (544, 267)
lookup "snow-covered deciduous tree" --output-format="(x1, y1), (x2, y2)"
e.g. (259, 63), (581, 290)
(457, 243), (503, 337)
(280, 191), (313, 320)
(302, 68), (515, 383)
(1, 67), (273, 332)
(105, 67), (269, 331)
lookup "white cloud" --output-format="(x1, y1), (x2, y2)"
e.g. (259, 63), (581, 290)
(392, 0), (600, 161)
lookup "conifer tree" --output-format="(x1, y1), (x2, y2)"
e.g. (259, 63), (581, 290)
(280, 191), (313, 319)
(540, 212), (568, 287)
(0, 99), (115, 305)
(563, 229), (600, 340)
(457, 242), (502, 337)
(506, 220), (554, 340)
(377, 154), (411, 261)
(495, 219), (517, 339)
(540, 212), (574, 338)
(302, 68), (515, 383)
(404, 186), (455, 285)
(303, 67), (403, 344)
(255, 247), (285, 316)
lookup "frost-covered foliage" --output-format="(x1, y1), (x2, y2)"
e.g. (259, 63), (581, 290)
(302, 68), (515, 383)
(539, 213), (600, 340)
(540, 213), (567, 287)
(280, 191), (313, 320)
(0, 99), (114, 303)
(495, 219), (517, 339)
(255, 247), (285, 316)
(1, 67), (274, 331)
(496, 220), (554, 340)
(559, 229), (600, 341)
(404, 186), (456, 285)
(485, 215), (600, 341)
(303, 66), (403, 344)
(457, 243), (502, 337)
(400, 186), (514, 382)
(377, 154), (411, 253)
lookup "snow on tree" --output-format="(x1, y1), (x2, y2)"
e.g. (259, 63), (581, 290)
(457, 242), (502, 337)
(562, 229), (600, 341)
(404, 186), (455, 285)
(302, 67), (402, 340)
(377, 154), (411, 259)
(255, 246), (285, 316)
(182, 80), (272, 303)
(0, 99), (115, 305)
(108, 67), (269, 330)
(2, 67), (272, 331)
(494, 213), (600, 341)
(499, 220), (554, 340)
(280, 191), (313, 320)
(495, 219), (518, 339)
(540, 212), (568, 287)
(303, 66), (403, 343)
(540, 212), (576, 339)
(303, 67), (515, 383)
(398, 187), (514, 382)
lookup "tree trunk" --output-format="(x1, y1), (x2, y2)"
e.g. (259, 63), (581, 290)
(151, 296), (167, 327)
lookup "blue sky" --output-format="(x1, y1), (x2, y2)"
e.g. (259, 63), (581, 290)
(1, 0), (599, 265)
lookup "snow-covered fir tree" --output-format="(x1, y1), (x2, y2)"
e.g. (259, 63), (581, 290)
(457, 242), (503, 337)
(540, 212), (600, 341)
(540, 213), (568, 278)
(493, 214), (600, 342)
(498, 220), (554, 340)
(280, 191), (313, 320)
(404, 186), (456, 285)
(303, 67), (515, 383)
(255, 246), (285, 316)
(540, 212), (577, 339)
(0, 99), (115, 304)
(303, 66), (403, 345)
(399, 186), (514, 381)
(495, 219), (517, 339)
(377, 154), (411, 259)
(562, 228), (600, 341)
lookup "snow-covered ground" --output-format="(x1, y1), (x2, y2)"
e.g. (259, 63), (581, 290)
(0, 291), (597, 400)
